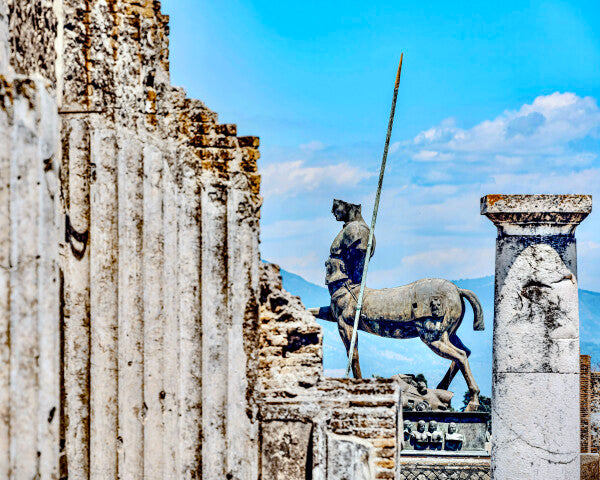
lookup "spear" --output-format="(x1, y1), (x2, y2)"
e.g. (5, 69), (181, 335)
(345, 54), (404, 378)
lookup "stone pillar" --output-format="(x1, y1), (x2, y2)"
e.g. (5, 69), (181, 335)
(482, 194), (592, 479)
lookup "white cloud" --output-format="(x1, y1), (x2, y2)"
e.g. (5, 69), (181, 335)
(369, 247), (495, 287)
(300, 140), (326, 151)
(398, 92), (600, 162)
(402, 247), (494, 276)
(260, 92), (600, 292)
(376, 349), (415, 363)
(412, 150), (455, 162)
(261, 160), (372, 198)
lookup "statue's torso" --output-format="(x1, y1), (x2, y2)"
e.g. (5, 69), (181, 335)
(329, 220), (374, 285)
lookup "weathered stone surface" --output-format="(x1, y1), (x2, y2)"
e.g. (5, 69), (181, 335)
(261, 421), (312, 480)
(327, 432), (374, 480)
(259, 262), (323, 392)
(493, 242), (579, 374)
(2, 1), (264, 478)
(0, 16), (60, 474)
(492, 372), (580, 466)
(591, 372), (600, 453)
(481, 194), (592, 235)
(482, 194), (591, 480)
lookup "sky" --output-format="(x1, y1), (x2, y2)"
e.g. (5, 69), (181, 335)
(162, 0), (600, 291)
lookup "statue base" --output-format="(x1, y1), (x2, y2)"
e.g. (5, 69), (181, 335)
(402, 411), (490, 457)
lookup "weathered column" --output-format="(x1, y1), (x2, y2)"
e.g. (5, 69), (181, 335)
(481, 194), (592, 479)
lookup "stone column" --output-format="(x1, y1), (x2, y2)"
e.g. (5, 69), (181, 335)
(481, 194), (592, 479)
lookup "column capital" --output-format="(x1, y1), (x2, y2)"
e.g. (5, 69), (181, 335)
(481, 194), (592, 235)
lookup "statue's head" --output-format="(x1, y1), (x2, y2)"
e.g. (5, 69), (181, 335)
(448, 422), (457, 434)
(428, 421), (438, 432)
(417, 420), (426, 432)
(403, 420), (412, 432)
(332, 199), (361, 222)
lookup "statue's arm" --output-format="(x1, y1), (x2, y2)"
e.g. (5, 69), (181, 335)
(308, 306), (334, 322)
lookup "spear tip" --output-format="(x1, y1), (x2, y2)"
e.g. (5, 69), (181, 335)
(395, 53), (404, 89)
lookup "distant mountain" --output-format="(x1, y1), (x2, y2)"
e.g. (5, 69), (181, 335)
(278, 266), (600, 403)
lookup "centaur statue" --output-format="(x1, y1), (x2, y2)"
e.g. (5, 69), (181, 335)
(309, 199), (484, 411)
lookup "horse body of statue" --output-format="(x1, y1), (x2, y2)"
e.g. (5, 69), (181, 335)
(310, 199), (485, 411)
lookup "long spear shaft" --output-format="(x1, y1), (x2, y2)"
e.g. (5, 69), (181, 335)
(345, 54), (404, 378)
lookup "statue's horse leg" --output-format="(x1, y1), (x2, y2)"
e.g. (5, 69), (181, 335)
(337, 320), (362, 378)
(436, 333), (471, 391)
(424, 329), (480, 411)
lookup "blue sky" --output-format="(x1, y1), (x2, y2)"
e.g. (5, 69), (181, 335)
(163, 0), (600, 291)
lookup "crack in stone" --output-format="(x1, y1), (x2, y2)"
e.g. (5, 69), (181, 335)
(493, 409), (577, 459)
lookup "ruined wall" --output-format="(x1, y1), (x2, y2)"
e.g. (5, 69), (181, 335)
(258, 264), (403, 480)
(582, 356), (600, 454)
(0, 1), (60, 478)
(1, 2), (405, 479)
(582, 355), (592, 452)
(57, 2), (263, 478)
(1, 1), (262, 479)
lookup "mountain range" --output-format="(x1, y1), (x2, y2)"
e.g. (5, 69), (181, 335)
(277, 266), (600, 403)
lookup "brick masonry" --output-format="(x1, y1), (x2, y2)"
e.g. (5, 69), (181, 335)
(580, 354), (600, 455)
(581, 355), (592, 452)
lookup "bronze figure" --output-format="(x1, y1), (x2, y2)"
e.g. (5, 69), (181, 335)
(310, 199), (485, 411)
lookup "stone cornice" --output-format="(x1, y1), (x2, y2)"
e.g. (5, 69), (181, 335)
(481, 194), (592, 235)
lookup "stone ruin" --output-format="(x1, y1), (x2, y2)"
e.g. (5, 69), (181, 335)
(0, 2), (595, 480)
(0, 1), (404, 478)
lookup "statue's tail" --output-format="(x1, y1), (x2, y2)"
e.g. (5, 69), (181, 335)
(308, 306), (335, 322)
(459, 289), (484, 331)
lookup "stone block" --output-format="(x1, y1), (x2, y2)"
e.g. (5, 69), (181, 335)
(492, 372), (579, 478)
(327, 432), (375, 480)
(261, 421), (312, 480)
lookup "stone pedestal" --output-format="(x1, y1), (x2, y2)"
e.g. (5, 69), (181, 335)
(481, 194), (592, 479)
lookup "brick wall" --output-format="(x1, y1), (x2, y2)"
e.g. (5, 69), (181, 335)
(582, 355), (592, 452)
(581, 354), (600, 455)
